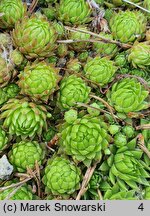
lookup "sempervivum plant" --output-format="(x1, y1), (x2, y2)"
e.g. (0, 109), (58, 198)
(0, 0), (27, 29)
(0, 127), (8, 152)
(107, 78), (149, 113)
(66, 58), (81, 73)
(114, 52), (128, 67)
(93, 33), (118, 57)
(53, 21), (65, 39)
(0, 98), (51, 139)
(18, 61), (60, 103)
(0, 56), (16, 88)
(59, 114), (109, 166)
(0, 83), (20, 106)
(9, 141), (45, 172)
(57, 75), (91, 110)
(110, 10), (147, 43)
(104, 183), (136, 200)
(128, 42), (150, 68)
(67, 26), (90, 52)
(0, 88), (8, 106)
(42, 157), (81, 196)
(130, 69), (149, 82)
(109, 147), (150, 189)
(57, 0), (92, 25)
(12, 15), (57, 59)
(0, 181), (33, 200)
(144, 187), (150, 200)
(84, 57), (117, 86)
(100, 143), (150, 190)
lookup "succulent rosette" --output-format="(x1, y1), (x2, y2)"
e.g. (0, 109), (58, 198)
(0, 0), (27, 29)
(66, 58), (81, 73)
(107, 78), (149, 113)
(4, 83), (20, 99)
(0, 98), (51, 139)
(114, 52), (128, 67)
(57, 75), (91, 110)
(109, 148), (150, 188)
(10, 49), (24, 66)
(128, 42), (150, 68)
(144, 187), (150, 200)
(110, 10), (147, 43)
(42, 157), (81, 196)
(104, 183), (136, 200)
(53, 21), (65, 39)
(12, 15), (57, 59)
(0, 181), (33, 200)
(67, 26), (90, 51)
(0, 89), (8, 106)
(59, 115), (109, 166)
(0, 57), (16, 88)
(9, 141), (45, 172)
(18, 61), (60, 102)
(0, 83), (20, 106)
(57, 44), (68, 57)
(84, 57), (117, 86)
(93, 33), (118, 57)
(57, 0), (92, 25)
(100, 142), (150, 190)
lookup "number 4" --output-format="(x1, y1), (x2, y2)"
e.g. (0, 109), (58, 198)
(138, 203), (144, 211)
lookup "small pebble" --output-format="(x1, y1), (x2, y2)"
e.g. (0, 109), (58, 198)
(0, 155), (13, 180)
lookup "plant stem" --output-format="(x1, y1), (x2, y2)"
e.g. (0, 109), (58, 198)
(137, 134), (150, 159)
(97, 189), (103, 200)
(76, 160), (100, 200)
(76, 102), (110, 115)
(122, 0), (150, 14)
(28, 0), (38, 13)
(65, 26), (132, 48)
(57, 39), (109, 44)
(0, 177), (32, 192)
(136, 124), (150, 130)
(90, 94), (118, 123)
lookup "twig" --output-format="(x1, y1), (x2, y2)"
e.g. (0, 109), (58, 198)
(27, 166), (41, 198)
(28, 0), (38, 14)
(97, 189), (103, 200)
(57, 39), (115, 44)
(4, 185), (23, 200)
(87, 0), (100, 9)
(0, 13), (4, 17)
(76, 102), (120, 121)
(137, 134), (150, 159)
(0, 177), (32, 192)
(139, 145), (150, 159)
(76, 102), (110, 115)
(90, 94), (117, 123)
(65, 26), (132, 48)
(122, 0), (150, 14)
(46, 144), (55, 152)
(14, 173), (31, 178)
(35, 161), (41, 197)
(136, 124), (150, 130)
(47, 135), (59, 148)
(76, 160), (100, 200)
